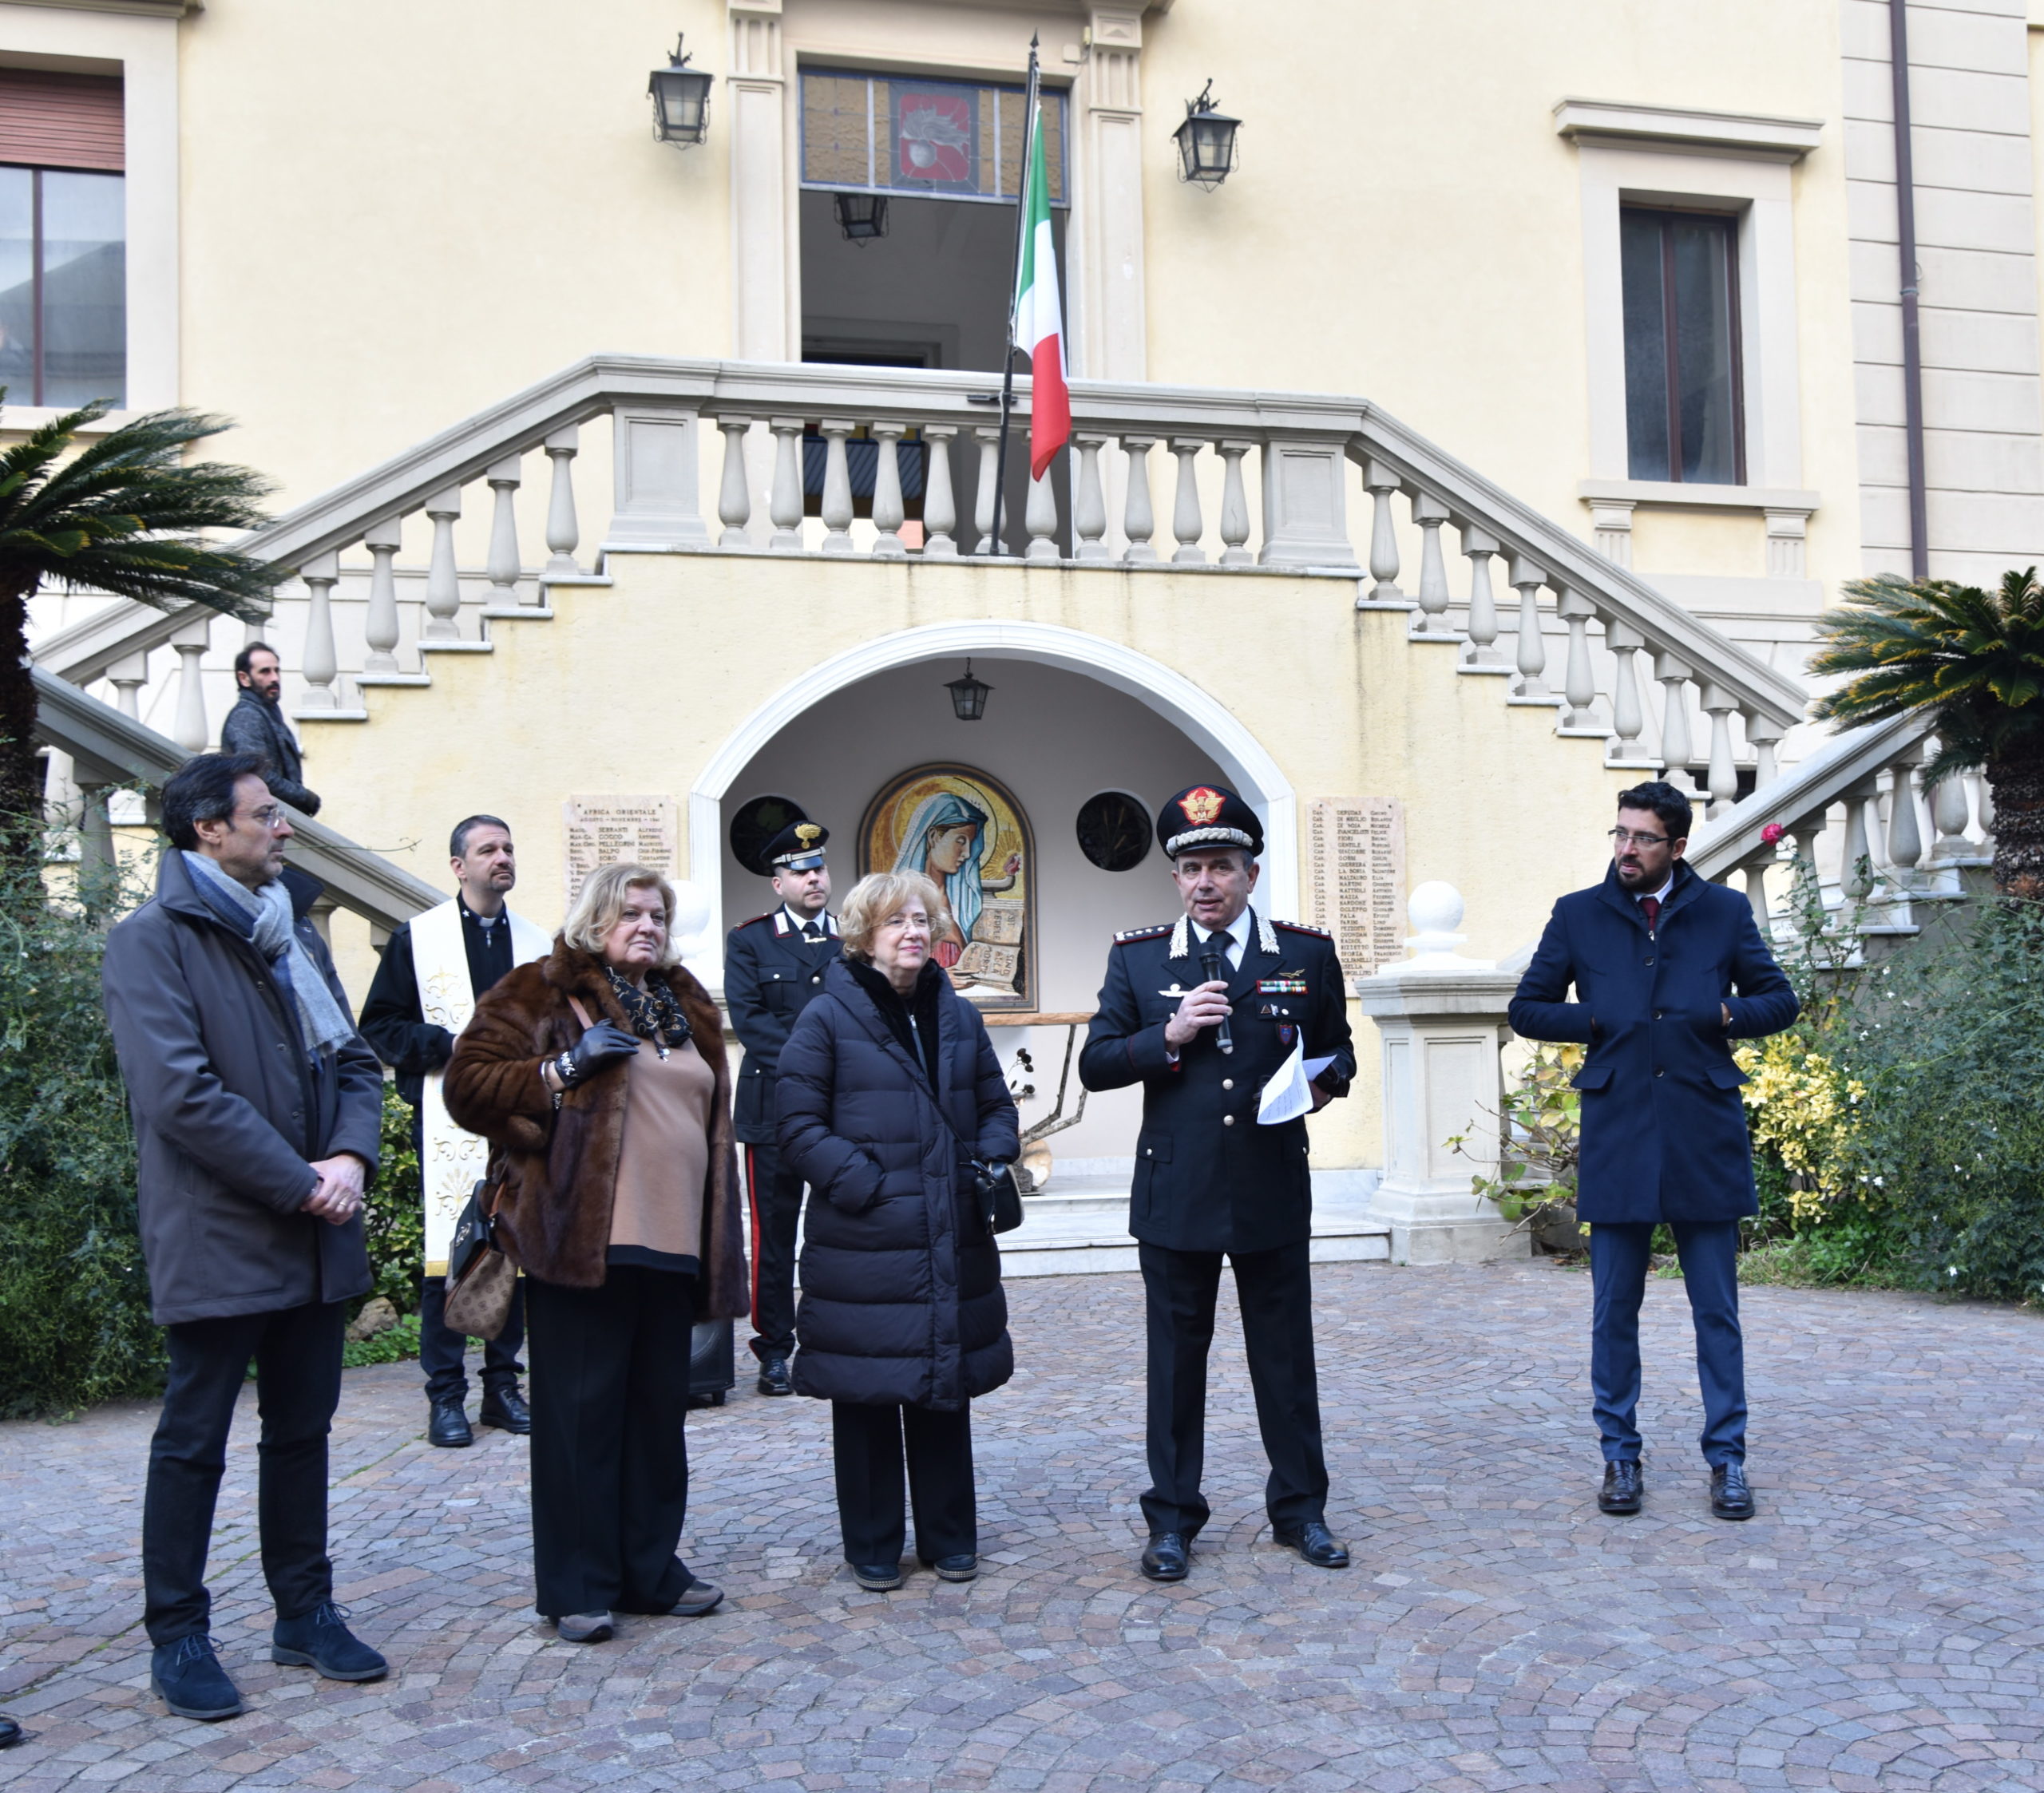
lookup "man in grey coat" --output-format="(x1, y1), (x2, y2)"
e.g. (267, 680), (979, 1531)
(102, 753), (386, 1722)
(218, 640), (320, 815)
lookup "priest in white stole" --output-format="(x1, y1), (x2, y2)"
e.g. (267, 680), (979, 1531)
(358, 816), (548, 1447)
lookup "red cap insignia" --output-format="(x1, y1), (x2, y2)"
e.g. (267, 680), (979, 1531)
(1178, 786), (1225, 828)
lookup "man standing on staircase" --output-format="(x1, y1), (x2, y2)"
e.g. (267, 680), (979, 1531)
(220, 642), (321, 817)
(1080, 785), (1356, 1585)
(725, 810), (841, 1397)
(358, 815), (549, 1447)
(1510, 780), (1798, 1522)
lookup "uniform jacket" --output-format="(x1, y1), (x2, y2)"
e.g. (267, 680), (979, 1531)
(441, 940), (748, 1319)
(774, 956), (1019, 1411)
(220, 688), (319, 815)
(1508, 860), (1800, 1225)
(724, 908), (842, 1145)
(101, 852), (383, 1325)
(1079, 908), (1357, 1254)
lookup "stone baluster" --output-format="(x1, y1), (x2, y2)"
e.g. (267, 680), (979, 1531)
(363, 517), (403, 671)
(1885, 751), (1924, 885)
(973, 427), (1001, 556)
(1790, 817), (1827, 932)
(1741, 853), (1775, 937)
(1169, 439), (1206, 564)
(168, 613), (212, 754)
(242, 599), (272, 647)
(299, 554), (341, 710)
(422, 486), (463, 640)
(1217, 440), (1254, 566)
(1654, 653), (1693, 780)
(1507, 556), (1550, 700)
(1602, 619), (1646, 758)
(1975, 772), (1994, 840)
(1928, 751), (1972, 858)
(485, 457), (527, 607)
(716, 414), (754, 548)
(1361, 460), (1401, 600)
(1121, 436), (1158, 564)
(1746, 714), (1784, 789)
(869, 422), (907, 558)
(1556, 588), (1597, 726)
(1412, 493), (1452, 632)
(108, 651), (147, 719)
(1841, 778), (1879, 900)
(1460, 526), (1503, 665)
(542, 426), (582, 577)
(1072, 433), (1110, 561)
(921, 425), (959, 559)
(1024, 466), (1060, 562)
(818, 420), (855, 556)
(1701, 683), (1741, 816)
(76, 777), (116, 898)
(768, 418), (806, 552)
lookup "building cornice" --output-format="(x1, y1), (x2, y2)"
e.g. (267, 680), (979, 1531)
(0, 0), (196, 18)
(1553, 98), (1822, 163)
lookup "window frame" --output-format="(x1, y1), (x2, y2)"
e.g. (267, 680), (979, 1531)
(0, 160), (126, 407)
(1619, 202), (1747, 487)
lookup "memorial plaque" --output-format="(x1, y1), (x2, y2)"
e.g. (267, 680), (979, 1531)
(564, 795), (679, 902)
(1305, 798), (1407, 986)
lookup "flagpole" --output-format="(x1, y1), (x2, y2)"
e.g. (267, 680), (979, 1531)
(989, 35), (1040, 557)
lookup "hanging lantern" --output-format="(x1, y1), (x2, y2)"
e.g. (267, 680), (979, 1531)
(833, 192), (890, 243)
(648, 35), (713, 148)
(945, 659), (992, 721)
(1172, 81), (1240, 190)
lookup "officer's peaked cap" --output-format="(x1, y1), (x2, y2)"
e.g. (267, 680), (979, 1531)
(1157, 785), (1262, 859)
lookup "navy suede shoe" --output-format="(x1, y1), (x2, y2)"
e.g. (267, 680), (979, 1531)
(271, 1602), (388, 1681)
(150, 1633), (245, 1721)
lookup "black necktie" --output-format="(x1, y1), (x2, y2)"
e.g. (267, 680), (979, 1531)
(1202, 929), (1231, 972)
(803, 922), (824, 942)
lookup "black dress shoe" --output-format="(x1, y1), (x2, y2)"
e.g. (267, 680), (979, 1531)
(478, 1386), (531, 1434)
(150, 1635), (244, 1721)
(755, 1355), (793, 1397)
(850, 1563), (902, 1591)
(1599, 1459), (1644, 1514)
(1710, 1460), (1755, 1520)
(1139, 1533), (1190, 1581)
(919, 1553), (978, 1582)
(0, 1712), (23, 1747)
(427, 1399), (473, 1448)
(1271, 1520), (1351, 1568)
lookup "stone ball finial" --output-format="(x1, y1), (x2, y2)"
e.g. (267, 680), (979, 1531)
(1406, 881), (1464, 937)
(1392, 880), (1495, 972)
(669, 878), (713, 958)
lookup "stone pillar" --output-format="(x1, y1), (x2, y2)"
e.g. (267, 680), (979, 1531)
(728, 0), (792, 361)
(604, 406), (711, 552)
(1258, 437), (1360, 570)
(1078, 6), (1147, 382)
(1354, 883), (1528, 1265)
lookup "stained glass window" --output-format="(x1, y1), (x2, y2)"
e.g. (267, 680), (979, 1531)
(801, 69), (1067, 207)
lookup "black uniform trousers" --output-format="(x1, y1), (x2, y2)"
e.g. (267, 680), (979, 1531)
(525, 1265), (698, 1617)
(418, 1273), (525, 1403)
(830, 1402), (976, 1566)
(743, 1143), (805, 1363)
(1139, 1239), (1329, 1539)
(142, 1299), (345, 1645)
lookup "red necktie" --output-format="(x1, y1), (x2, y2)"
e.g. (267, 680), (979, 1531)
(1641, 896), (1661, 932)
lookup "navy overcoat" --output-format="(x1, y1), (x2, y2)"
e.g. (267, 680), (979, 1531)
(1508, 861), (1799, 1225)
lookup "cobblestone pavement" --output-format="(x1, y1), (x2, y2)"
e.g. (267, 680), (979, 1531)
(3, 1261), (2042, 1791)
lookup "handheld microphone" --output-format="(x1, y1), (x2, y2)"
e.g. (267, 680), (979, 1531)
(1200, 948), (1234, 1055)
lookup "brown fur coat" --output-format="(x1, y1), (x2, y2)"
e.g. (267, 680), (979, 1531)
(443, 937), (747, 1320)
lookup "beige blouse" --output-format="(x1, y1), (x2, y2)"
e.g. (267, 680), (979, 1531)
(607, 1035), (715, 1273)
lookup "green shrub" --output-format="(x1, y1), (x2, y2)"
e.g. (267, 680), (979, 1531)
(360, 1084), (423, 1316)
(343, 1310), (422, 1368)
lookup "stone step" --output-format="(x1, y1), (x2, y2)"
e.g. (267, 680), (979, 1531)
(996, 1181), (1390, 1278)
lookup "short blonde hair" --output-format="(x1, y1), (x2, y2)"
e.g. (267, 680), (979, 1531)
(562, 862), (681, 970)
(838, 870), (944, 962)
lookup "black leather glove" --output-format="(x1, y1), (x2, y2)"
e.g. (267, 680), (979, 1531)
(557, 1020), (640, 1085)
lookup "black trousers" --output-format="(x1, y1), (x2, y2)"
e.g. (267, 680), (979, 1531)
(525, 1265), (697, 1617)
(743, 1143), (806, 1362)
(1139, 1239), (1329, 1539)
(142, 1300), (345, 1645)
(418, 1274), (525, 1403)
(830, 1401), (976, 1566)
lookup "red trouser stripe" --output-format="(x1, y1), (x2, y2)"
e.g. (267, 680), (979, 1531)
(745, 1146), (764, 1331)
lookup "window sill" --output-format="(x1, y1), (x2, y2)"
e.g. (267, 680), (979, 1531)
(1578, 478), (1816, 517)
(0, 405), (137, 437)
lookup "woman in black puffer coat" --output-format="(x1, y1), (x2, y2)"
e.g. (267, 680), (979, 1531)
(775, 869), (1020, 1592)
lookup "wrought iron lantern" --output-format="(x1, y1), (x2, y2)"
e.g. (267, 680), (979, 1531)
(1172, 81), (1240, 190)
(945, 659), (992, 722)
(833, 192), (889, 243)
(648, 35), (713, 148)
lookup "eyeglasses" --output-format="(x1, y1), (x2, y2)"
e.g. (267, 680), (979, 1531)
(240, 805), (289, 831)
(1607, 827), (1670, 849)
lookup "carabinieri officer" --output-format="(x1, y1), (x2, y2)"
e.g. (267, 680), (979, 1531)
(1079, 785), (1357, 1583)
(724, 810), (842, 1396)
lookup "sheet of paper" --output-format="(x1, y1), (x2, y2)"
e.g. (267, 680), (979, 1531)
(1258, 1047), (1339, 1125)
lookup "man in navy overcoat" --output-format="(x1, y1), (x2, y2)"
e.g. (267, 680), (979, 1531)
(1510, 780), (1797, 1521)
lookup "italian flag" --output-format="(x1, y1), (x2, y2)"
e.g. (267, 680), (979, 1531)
(1012, 101), (1070, 479)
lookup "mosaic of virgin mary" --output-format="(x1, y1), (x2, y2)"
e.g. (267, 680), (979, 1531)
(860, 765), (1032, 1007)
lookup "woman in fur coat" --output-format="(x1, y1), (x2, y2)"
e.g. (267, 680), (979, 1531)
(445, 863), (746, 1643)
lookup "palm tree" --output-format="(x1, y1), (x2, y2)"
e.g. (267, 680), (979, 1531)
(0, 401), (283, 853)
(1808, 568), (2044, 900)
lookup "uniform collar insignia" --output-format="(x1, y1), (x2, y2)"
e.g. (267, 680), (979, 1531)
(1168, 908), (1277, 961)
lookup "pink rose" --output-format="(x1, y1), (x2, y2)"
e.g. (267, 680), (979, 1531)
(1761, 822), (1787, 845)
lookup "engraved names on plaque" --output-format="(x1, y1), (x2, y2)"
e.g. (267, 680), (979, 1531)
(564, 796), (679, 903)
(1305, 798), (1407, 985)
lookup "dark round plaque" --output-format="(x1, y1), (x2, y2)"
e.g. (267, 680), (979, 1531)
(1075, 790), (1151, 873)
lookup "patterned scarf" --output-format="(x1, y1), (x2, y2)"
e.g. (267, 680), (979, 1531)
(604, 965), (692, 1050)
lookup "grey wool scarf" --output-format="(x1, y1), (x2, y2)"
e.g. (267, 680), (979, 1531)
(181, 851), (358, 1058)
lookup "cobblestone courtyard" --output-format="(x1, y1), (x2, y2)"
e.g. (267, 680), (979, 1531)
(2, 1261), (2042, 1792)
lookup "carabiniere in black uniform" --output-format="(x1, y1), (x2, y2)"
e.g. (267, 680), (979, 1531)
(1080, 785), (1356, 1582)
(723, 813), (842, 1394)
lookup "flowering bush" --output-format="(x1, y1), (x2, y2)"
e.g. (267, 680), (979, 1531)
(1734, 1032), (1865, 1223)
